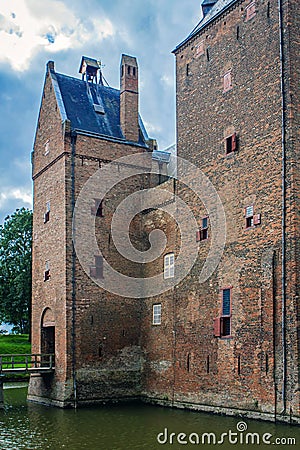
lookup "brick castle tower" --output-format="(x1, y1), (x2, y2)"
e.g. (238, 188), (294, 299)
(29, 0), (299, 423)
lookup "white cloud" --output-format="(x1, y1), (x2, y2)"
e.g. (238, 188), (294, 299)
(160, 74), (174, 88)
(0, 188), (32, 210)
(0, 0), (115, 71)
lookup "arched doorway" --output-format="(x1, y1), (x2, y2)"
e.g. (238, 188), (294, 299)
(41, 308), (55, 362)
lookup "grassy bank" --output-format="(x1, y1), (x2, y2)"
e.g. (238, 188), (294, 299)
(0, 335), (31, 380)
(0, 334), (31, 355)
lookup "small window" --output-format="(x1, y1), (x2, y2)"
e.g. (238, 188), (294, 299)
(90, 255), (103, 279)
(225, 133), (237, 154)
(246, 1), (256, 21)
(245, 206), (261, 228)
(133, 67), (136, 77)
(186, 63), (190, 76)
(91, 199), (103, 217)
(223, 71), (232, 92)
(44, 140), (50, 156)
(127, 66), (131, 75)
(153, 304), (161, 325)
(44, 201), (50, 223)
(195, 41), (204, 57)
(245, 205), (254, 228)
(44, 261), (50, 281)
(164, 253), (175, 279)
(196, 217), (209, 241)
(214, 288), (232, 338)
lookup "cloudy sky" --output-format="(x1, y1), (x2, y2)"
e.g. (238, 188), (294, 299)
(0, 0), (203, 223)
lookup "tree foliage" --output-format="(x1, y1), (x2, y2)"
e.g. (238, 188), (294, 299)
(0, 208), (32, 334)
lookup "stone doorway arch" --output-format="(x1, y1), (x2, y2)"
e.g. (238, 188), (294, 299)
(41, 308), (55, 359)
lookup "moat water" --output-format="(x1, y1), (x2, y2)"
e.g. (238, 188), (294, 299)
(0, 385), (299, 449)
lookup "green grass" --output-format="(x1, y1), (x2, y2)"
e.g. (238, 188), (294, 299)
(0, 335), (31, 380)
(0, 334), (31, 355)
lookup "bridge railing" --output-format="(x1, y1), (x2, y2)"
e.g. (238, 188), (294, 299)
(0, 353), (55, 373)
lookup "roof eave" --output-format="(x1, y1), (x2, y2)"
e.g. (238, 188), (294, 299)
(172, 0), (238, 54)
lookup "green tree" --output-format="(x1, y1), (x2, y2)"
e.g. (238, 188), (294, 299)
(0, 208), (32, 334)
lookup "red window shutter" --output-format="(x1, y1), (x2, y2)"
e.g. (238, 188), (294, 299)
(196, 230), (201, 242)
(213, 317), (221, 337)
(253, 214), (261, 225)
(231, 133), (237, 151)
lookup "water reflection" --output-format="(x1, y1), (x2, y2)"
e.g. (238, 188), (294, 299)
(0, 386), (299, 449)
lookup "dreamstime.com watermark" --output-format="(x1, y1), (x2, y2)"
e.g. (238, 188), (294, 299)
(156, 421), (297, 446)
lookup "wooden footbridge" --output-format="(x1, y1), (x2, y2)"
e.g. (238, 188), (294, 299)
(0, 353), (55, 407)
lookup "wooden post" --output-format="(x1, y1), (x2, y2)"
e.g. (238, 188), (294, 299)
(0, 376), (4, 409)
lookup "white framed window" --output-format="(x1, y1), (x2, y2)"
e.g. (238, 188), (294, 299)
(153, 303), (161, 325)
(164, 253), (175, 279)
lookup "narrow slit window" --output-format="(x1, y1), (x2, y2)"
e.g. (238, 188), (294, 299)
(91, 199), (103, 217)
(90, 255), (103, 279)
(187, 353), (191, 372)
(225, 133), (237, 154)
(164, 253), (175, 279)
(196, 217), (209, 242)
(153, 303), (161, 325)
(44, 261), (50, 281)
(44, 201), (50, 223)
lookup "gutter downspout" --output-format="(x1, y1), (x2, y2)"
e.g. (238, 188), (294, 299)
(71, 131), (77, 409)
(278, 0), (287, 415)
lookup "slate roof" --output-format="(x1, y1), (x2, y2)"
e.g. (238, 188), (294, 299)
(50, 68), (149, 147)
(174, 0), (237, 52)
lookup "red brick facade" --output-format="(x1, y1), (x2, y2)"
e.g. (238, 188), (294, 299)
(29, 0), (299, 423)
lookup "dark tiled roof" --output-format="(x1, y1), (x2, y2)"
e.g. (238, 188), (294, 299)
(52, 71), (148, 146)
(174, 0), (237, 52)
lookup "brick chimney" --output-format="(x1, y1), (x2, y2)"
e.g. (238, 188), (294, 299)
(120, 54), (139, 142)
